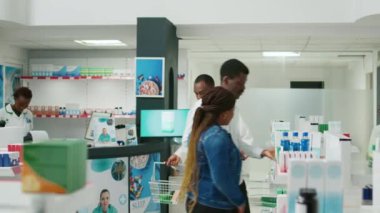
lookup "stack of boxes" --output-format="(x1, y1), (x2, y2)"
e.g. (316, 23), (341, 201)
(22, 139), (87, 193)
(287, 159), (343, 213)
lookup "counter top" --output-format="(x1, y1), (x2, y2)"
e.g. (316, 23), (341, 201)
(88, 141), (169, 159)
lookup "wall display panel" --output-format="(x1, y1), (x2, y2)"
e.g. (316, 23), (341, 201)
(77, 157), (129, 213)
(135, 58), (165, 98)
(129, 153), (160, 213)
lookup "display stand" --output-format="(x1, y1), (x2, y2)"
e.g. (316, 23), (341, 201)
(0, 181), (95, 213)
(89, 141), (169, 213)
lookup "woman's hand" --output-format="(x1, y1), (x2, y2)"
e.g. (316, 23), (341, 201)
(237, 204), (246, 213)
(166, 154), (181, 166)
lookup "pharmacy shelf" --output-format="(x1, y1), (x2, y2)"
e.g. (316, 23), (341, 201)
(0, 166), (21, 177)
(21, 76), (134, 80)
(33, 114), (135, 119)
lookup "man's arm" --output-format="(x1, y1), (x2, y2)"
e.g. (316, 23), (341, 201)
(167, 100), (201, 165)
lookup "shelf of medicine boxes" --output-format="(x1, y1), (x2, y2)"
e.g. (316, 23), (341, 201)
(33, 114), (136, 119)
(20, 75), (135, 80)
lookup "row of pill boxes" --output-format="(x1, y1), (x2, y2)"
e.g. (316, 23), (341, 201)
(0, 152), (19, 167)
(0, 144), (23, 167)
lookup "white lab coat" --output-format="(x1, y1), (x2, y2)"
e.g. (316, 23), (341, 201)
(0, 104), (33, 136)
(175, 99), (263, 163)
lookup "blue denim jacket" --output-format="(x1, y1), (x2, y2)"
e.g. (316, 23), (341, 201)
(192, 124), (245, 209)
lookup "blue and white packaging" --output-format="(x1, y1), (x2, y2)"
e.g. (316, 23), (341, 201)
(288, 159), (307, 213)
(324, 161), (343, 213)
(307, 159), (325, 213)
(0, 151), (19, 167)
(310, 132), (322, 158)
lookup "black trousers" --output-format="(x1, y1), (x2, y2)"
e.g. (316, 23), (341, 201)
(192, 202), (236, 213)
(187, 181), (250, 213)
(239, 181), (250, 213)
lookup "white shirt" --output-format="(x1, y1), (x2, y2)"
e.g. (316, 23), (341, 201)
(0, 104), (33, 136)
(175, 99), (264, 163)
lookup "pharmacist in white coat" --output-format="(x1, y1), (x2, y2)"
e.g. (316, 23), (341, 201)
(0, 87), (33, 137)
(167, 59), (275, 213)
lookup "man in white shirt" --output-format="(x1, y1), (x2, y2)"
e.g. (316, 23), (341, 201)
(167, 59), (275, 213)
(0, 87), (33, 137)
(193, 74), (215, 100)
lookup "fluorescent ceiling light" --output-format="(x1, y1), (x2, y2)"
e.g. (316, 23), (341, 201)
(74, 40), (126, 46)
(262, 51), (300, 57)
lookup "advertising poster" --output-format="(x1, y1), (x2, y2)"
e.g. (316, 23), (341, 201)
(85, 113), (118, 147)
(129, 153), (160, 213)
(79, 157), (129, 213)
(135, 58), (165, 98)
(93, 117), (117, 147)
(0, 65), (3, 107)
(4, 66), (21, 106)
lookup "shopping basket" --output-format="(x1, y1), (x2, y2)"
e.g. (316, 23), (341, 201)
(149, 162), (182, 205)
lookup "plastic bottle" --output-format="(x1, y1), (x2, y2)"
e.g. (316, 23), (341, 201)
(301, 132), (310, 152)
(296, 188), (318, 213)
(292, 132), (300, 151)
(281, 132), (291, 151)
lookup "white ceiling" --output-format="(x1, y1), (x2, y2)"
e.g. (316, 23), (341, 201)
(1, 21), (380, 52)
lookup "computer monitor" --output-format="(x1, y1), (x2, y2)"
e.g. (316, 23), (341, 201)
(140, 109), (189, 137)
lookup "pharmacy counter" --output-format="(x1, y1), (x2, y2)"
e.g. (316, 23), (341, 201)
(88, 141), (169, 159)
(87, 141), (170, 213)
(0, 141), (171, 213)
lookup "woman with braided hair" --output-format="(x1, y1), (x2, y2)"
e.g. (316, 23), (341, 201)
(179, 86), (246, 213)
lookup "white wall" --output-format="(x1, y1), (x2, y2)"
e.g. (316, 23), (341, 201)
(1, 0), (380, 26)
(187, 59), (368, 105)
(0, 37), (28, 68)
(0, 0), (28, 25)
(27, 0), (353, 25)
(177, 49), (189, 109)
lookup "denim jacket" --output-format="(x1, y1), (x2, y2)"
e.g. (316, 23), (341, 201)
(194, 124), (245, 209)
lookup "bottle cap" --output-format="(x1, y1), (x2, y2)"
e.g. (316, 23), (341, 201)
(282, 132), (288, 137)
(293, 132), (299, 137)
(299, 188), (317, 198)
(303, 132), (308, 137)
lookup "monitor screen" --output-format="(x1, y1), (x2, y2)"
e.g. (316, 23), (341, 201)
(140, 109), (189, 137)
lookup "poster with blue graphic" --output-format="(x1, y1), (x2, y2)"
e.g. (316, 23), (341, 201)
(4, 66), (22, 106)
(0, 65), (3, 107)
(129, 153), (160, 213)
(77, 157), (129, 213)
(135, 58), (165, 98)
